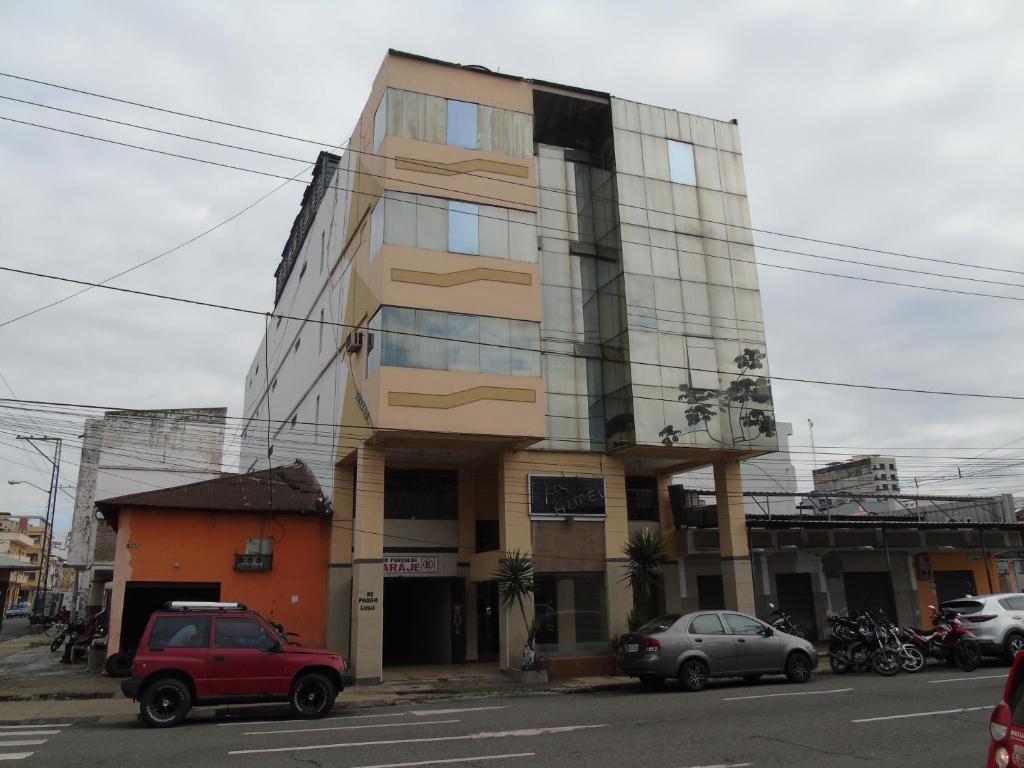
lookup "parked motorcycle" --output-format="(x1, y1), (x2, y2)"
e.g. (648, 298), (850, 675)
(827, 610), (900, 676)
(901, 605), (980, 672)
(873, 610), (926, 673)
(766, 603), (809, 640)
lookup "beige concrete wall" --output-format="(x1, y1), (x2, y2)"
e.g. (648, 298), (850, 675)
(350, 447), (385, 682)
(714, 461), (755, 614)
(326, 464), (354, 654)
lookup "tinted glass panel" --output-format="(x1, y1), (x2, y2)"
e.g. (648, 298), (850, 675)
(723, 613), (765, 636)
(150, 615), (211, 649)
(941, 600), (984, 615)
(446, 100), (478, 149)
(689, 613), (726, 635)
(214, 617), (277, 650)
(638, 615), (680, 634)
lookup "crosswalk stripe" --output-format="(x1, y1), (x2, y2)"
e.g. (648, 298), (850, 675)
(0, 725), (68, 730)
(341, 754), (534, 768)
(0, 741), (46, 748)
(0, 754), (33, 761)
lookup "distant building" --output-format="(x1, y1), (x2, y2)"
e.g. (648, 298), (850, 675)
(674, 421), (798, 516)
(66, 408), (227, 617)
(812, 454), (901, 496)
(0, 514), (34, 608)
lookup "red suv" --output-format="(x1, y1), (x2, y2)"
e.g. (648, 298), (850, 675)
(121, 602), (352, 727)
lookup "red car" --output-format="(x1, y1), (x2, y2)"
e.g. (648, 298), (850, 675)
(988, 650), (1024, 766)
(121, 602), (352, 727)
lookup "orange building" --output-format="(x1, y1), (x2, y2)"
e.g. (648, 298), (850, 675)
(96, 461), (331, 655)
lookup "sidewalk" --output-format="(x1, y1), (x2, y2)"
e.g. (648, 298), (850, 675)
(0, 638), (635, 723)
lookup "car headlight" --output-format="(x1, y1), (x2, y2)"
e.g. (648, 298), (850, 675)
(994, 745), (1009, 768)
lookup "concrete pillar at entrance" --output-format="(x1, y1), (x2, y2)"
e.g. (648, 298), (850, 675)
(350, 446), (385, 683)
(497, 453), (534, 671)
(657, 475), (683, 613)
(713, 461), (755, 614)
(326, 463), (354, 655)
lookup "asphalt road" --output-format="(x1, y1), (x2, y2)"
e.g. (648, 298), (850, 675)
(0, 618), (31, 640)
(0, 665), (1009, 767)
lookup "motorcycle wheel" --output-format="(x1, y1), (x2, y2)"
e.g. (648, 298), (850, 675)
(829, 655), (850, 674)
(789, 625), (810, 641)
(871, 649), (901, 676)
(899, 644), (926, 673)
(44, 622), (65, 638)
(49, 631), (66, 653)
(954, 640), (981, 672)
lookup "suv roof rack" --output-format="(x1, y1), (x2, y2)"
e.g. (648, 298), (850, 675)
(162, 601), (248, 612)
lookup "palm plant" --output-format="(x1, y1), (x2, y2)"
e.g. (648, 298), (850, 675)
(621, 528), (669, 622)
(493, 549), (536, 669)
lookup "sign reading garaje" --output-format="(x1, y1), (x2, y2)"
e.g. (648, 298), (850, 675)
(383, 555), (439, 575)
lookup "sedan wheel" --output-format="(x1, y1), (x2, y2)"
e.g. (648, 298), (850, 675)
(785, 652), (812, 683)
(679, 659), (709, 692)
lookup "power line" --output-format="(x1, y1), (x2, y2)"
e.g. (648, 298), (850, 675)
(4, 68), (1022, 281)
(6, 110), (1024, 304)
(3, 262), (1024, 404)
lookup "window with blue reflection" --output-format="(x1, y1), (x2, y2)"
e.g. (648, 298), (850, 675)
(668, 140), (696, 186)
(446, 100), (478, 149)
(448, 201), (479, 255)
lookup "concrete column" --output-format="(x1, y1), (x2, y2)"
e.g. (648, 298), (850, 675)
(325, 463), (354, 655)
(603, 457), (632, 640)
(497, 452), (533, 670)
(349, 446), (385, 683)
(657, 475), (682, 613)
(713, 460), (755, 614)
(465, 577), (478, 662)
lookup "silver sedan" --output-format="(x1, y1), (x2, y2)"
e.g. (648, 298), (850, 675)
(618, 610), (819, 691)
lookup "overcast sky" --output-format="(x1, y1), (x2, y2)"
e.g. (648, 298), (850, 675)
(1, 0), (1022, 534)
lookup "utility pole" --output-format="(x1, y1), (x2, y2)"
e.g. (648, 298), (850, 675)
(807, 418), (818, 473)
(15, 435), (61, 618)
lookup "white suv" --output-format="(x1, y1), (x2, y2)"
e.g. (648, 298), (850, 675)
(942, 593), (1024, 662)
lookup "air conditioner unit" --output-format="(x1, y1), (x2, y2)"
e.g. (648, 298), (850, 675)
(342, 331), (364, 355)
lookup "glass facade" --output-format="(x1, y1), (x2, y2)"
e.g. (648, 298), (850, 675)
(373, 88), (533, 158)
(367, 307), (540, 378)
(369, 192), (538, 263)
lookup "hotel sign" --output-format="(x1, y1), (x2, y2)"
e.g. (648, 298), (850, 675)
(383, 555), (438, 576)
(529, 476), (606, 518)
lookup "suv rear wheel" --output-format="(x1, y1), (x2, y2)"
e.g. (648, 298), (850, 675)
(1005, 632), (1024, 662)
(140, 678), (192, 728)
(290, 672), (336, 718)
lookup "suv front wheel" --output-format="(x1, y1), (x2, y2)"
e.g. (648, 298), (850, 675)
(290, 672), (336, 719)
(140, 678), (192, 728)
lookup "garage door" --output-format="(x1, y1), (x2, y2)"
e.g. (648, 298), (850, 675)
(776, 572), (819, 641)
(843, 572), (896, 619)
(934, 570), (977, 604)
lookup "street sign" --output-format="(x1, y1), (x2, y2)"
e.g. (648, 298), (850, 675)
(383, 555), (438, 576)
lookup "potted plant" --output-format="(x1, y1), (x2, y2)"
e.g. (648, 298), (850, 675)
(493, 549), (547, 683)
(621, 528), (669, 624)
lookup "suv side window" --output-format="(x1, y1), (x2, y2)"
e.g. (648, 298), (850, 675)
(149, 615), (211, 649)
(723, 613), (766, 636)
(689, 613), (726, 635)
(215, 617), (278, 651)
(1000, 597), (1024, 611)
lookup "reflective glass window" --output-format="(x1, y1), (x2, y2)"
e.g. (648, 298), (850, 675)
(723, 613), (765, 636)
(509, 320), (541, 376)
(448, 314), (480, 372)
(668, 140), (697, 186)
(447, 100), (478, 149)
(689, 614), (726, 635)
(382, 307), (415, 367)
(480, 316), (511, 375)
(373, 91), (387, 152)
(448, 201), (479, 254)
(415, 310), (447, 369)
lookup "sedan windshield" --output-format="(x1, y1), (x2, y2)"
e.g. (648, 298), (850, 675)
(638, 615), (680, 634)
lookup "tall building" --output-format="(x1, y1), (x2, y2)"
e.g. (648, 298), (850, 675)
(241, 50), (779, 680)
(0, 514), (35, 608)
(812, 454), (901, 496)
(66, 408), (227, 616)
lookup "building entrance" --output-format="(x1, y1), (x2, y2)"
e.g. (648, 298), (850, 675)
(383, 577), (465, 666)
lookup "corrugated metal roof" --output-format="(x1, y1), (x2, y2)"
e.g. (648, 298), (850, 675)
(94, 460), (329, 527)
(0, 554), (36, 571)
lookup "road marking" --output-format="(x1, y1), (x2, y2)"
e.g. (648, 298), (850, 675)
(683, 764), (753, 768)
(338, 754), (534, 768)
(929, 674), (1008, 684)
(244, 719), (459, 736)
(853, 705), (992, 723)
(0, 732), (59, 737)
(228, 724), (609, 756)
(0, 755), (33, 761)
(0, 741), (46, 748)
(723, 688), (854, 701)
(0, 725), (69, 730)
(216, 705), (507, 727)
